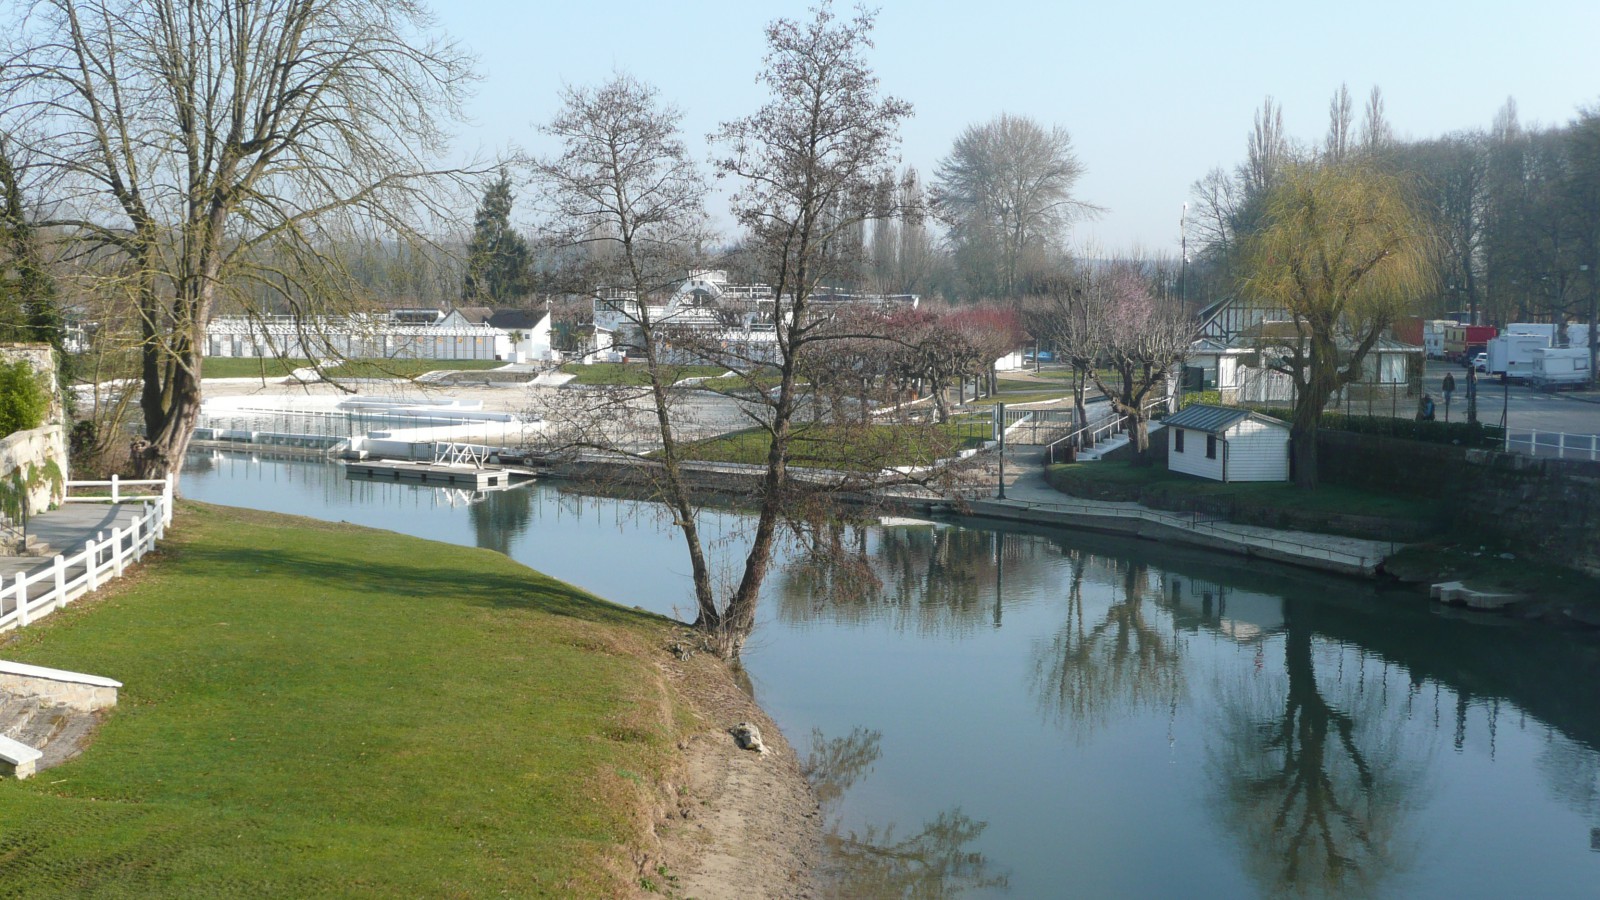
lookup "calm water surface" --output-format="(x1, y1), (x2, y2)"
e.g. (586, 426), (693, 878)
(183, 451), (1600, 899)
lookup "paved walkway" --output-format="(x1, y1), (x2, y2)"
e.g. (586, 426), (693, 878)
(922, 450), (1397, 577)
(0, 504), (144, 594)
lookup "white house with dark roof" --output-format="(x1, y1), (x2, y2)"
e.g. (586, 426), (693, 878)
(1164, 404), (1290, 483)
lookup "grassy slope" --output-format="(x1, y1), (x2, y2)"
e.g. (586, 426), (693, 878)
(0, 503), (688, 898)
(678, 421), (989, 471)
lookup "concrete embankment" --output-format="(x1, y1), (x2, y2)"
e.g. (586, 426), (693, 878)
(535, 456), (1395, 579)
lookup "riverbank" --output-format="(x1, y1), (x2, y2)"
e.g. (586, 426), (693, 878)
(0, 502), (818, 897)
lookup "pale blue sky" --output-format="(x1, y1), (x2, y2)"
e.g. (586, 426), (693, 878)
(435, 0), (1600, 253)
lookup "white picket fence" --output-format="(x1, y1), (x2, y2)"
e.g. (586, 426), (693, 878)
(0, 477), (173, 635)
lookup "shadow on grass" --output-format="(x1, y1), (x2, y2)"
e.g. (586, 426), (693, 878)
(176, 543), (674, 628)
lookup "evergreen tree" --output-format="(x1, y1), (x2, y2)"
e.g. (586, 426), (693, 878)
(463, 170), (531, 304)
(0, 135), (70, 404)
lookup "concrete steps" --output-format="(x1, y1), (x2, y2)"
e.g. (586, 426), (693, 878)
(1430, 581), (1523, 610)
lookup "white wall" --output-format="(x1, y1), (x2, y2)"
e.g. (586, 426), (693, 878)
(1168, 418), (1288, 483)
(1223, 418), (1290, 482)
(1168, 426), (1225, 481)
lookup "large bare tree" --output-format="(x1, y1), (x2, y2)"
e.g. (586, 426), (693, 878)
(3, 0), (475, 480)
(934, 113), (1094, 299)
(528, 72), (722, 625)
(700, 1), (911, 655)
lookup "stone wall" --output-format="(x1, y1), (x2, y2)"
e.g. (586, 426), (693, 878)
(1316, 430), (1600, 576)
(0, 345), (68, 529)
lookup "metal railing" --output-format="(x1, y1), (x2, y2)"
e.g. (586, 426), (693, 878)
(0, 478), (173, 634)
(1042, 396), (1169, 464)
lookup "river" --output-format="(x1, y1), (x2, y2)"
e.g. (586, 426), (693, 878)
(182, 449), (1600, 898)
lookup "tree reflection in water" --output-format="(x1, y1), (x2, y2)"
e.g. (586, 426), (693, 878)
(804, 727), (1009, 897)
(1208, 600), (1425, 897)
(1029, 553), (1186, 732)
(780, 523), (1052, 637)
(467, 485), (535, 555)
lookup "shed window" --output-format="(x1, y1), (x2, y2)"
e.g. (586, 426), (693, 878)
(1174, 428), (1185, 453)
(1206, 434), (1218, 459)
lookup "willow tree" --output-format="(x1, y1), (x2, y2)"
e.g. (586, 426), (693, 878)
(1242, 162), (1435, 488)
(3, 0), (474, 480)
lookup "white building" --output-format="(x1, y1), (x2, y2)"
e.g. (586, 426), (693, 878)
(591, 270), (916, 365)
(1164, 404), (1290, 483)
(206, 305), (556, 364)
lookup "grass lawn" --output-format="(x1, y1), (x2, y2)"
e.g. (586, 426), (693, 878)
(0, 503), (694, 897)
(323, 358), (507, 379)
(679, 421), (989, 470)
(201, 357), (313, 379)
(1047, 460), (1438, 532)
(560, 361), (728, 386)
(203, 358), (507, 380)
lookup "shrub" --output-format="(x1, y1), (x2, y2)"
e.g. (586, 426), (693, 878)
(0, 360), (50, 436)
(1250, 406), (1503, 448)
(1179, 390), (1223, 409)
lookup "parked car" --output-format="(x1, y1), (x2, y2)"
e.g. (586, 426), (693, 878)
(1473, 352), (1488, 373)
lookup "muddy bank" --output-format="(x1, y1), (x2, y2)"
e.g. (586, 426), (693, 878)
(648, 633), (821, 899)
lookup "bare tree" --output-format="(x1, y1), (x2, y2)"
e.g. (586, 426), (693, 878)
(1029, 261), (1189, 456)
(1362, 86), (1394, 155)
(1244, 97), (1290, 197)
(3, 0), (476, 481)
(934, 113), (1095, 299)
(698, 1), (912, 655)
(1325, 83), (1355, 162)
(528, 72), (723, 624)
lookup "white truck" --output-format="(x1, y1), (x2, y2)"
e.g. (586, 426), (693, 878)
(1485, 332), (1551, 383)
(1423, 320), (1453, 359)
(1530, 347), (1593, 390)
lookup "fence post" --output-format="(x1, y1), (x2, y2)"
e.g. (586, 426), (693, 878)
(53, 555), (65, 606)
(111, 473), (120, 504)
(163, 474), (174, 527)
(86, 539), (99, 590)
(1558, 432), (1566, 459)
(112, 527), (125, 577)
(15, 572), (28, 627)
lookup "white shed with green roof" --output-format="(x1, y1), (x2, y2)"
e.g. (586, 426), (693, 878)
(1164, 405), (1290, 482)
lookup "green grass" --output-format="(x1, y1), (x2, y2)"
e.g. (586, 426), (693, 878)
(203, 358), (507, 380)
(323, 358), (507, 379)
(201, 357), (313, 379)
(560, 361), (728, 386)
(678, 421), (990, 470)
(1046, 460), (1438, 537)
(0, 503), (693, 897)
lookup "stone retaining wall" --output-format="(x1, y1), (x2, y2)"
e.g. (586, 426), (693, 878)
(1317, 430), (1600, 576)
(0, 344), (68, 528)
(0, 661), (121, 712)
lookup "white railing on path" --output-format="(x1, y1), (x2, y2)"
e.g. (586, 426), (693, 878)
(0, 477), (173, 635)
(1504, 431), (1600, 462)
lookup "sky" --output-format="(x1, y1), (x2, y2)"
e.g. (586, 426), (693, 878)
(432, 0), (1600, 255)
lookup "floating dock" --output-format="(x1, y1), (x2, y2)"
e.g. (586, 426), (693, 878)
(345, 461), (514, 488)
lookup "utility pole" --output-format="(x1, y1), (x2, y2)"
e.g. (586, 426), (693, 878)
(1180, 203), (1188, 304)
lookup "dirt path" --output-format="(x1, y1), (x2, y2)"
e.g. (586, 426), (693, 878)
(653, 643), (821, 899)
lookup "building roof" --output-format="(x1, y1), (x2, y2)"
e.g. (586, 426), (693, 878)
(1163, 404), (1289, 435)
(487, 309), (546, 330)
